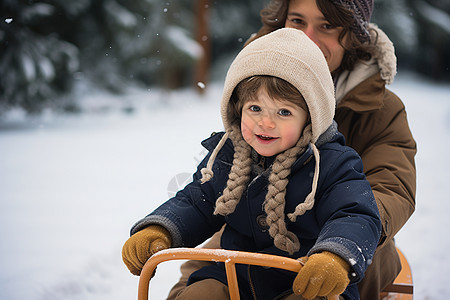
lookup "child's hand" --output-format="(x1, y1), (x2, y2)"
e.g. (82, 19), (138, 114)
(122, 225), (172, 275)
(292, 251), (350, 299)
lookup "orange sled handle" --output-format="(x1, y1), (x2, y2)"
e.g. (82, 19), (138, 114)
(138, 248), (340, 300)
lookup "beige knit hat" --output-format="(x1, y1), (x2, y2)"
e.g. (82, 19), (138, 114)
(201, 28), (335, 255)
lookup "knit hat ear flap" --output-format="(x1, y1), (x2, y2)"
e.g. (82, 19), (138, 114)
(213, 125), (252, 216)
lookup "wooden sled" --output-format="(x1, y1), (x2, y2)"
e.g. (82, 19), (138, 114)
(138, 248), (413, 300)
(380, 248), (413, 299)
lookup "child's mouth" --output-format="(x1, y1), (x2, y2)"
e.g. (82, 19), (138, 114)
(256, 134), (278, 142)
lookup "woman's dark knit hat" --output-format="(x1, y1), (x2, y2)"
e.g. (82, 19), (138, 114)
(330, 0), (374, 43)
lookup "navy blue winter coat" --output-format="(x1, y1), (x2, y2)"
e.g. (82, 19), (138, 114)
(131, 126), (381, 300)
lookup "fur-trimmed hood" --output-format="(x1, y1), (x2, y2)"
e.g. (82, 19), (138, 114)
(335, 24), (397, 103)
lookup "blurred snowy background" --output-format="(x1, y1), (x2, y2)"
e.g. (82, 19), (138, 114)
(0, 0), (448, 114)
(1, 0), (450, 299)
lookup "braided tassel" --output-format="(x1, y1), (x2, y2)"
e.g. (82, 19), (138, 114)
(214, 126), (252, 216)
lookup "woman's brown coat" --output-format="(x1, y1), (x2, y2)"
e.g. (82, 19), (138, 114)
(336, 72), (416, 246)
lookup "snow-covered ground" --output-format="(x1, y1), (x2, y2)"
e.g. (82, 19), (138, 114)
(0, 73), (449, 299)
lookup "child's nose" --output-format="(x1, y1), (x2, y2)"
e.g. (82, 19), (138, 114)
(258, 114), (275, 129)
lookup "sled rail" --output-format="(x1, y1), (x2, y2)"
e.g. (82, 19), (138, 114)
(138, 247), (413, 300)
(380, 248), (413, 299)
(138, 248), (339, 300)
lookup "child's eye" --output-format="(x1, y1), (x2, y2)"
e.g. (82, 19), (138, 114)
(278, 109), (291, 116)
(249, 105), (261, 112)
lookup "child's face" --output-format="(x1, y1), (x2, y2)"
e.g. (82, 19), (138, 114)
(241, 87), (308, 157)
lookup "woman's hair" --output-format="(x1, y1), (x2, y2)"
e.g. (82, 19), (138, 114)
(227, 75), (309, 127)
(249, 0), (376, 72)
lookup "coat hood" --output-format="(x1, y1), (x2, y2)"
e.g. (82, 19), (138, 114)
(335, 24), (397, 103)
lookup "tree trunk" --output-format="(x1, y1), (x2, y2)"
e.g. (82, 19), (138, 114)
(194, 0), (211, 94)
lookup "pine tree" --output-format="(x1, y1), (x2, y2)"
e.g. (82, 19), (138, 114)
(71, 0), (200, 91)
(408, 0), (450, 79)
(0, 0), (203, 112)
(372, 0), (450, 80)
(0, 0), (81, 113)
(208, 0), (264, 81)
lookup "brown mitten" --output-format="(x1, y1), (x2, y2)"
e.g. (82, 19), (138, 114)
(122, 225), (172, 275)
(293, 251), (350, 299)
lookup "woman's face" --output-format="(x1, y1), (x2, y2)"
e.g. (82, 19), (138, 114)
(284, 0), (346, 73)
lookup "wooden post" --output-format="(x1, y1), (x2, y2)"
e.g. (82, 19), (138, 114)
(194, 0), (211, 94)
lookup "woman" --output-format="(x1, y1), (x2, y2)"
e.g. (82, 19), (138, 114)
(167, 0), (416, 298)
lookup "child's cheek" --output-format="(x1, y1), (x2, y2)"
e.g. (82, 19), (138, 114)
(241, 119), (253, 144)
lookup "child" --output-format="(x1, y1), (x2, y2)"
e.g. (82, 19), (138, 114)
(122, 28), (381, 300)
